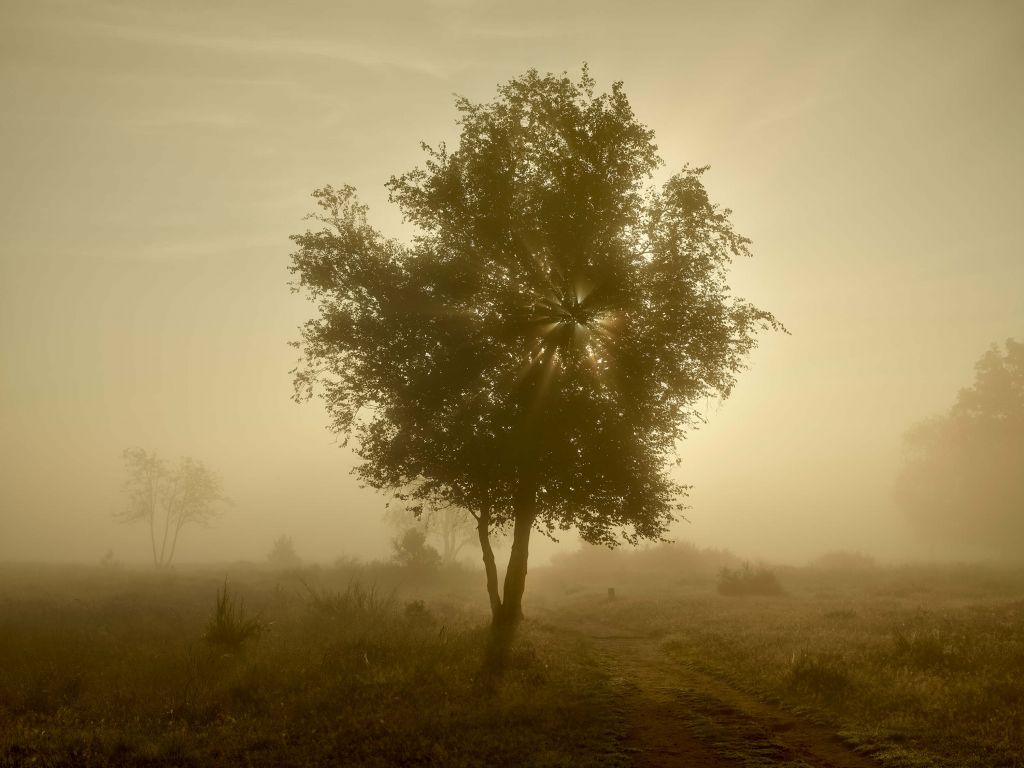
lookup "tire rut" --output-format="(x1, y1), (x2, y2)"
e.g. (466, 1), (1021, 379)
(564, 620), (881, 768)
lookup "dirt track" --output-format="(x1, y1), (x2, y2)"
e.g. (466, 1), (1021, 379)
(562, 620), (881, 768)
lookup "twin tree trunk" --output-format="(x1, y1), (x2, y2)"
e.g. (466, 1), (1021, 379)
(477, 482), (536, 630)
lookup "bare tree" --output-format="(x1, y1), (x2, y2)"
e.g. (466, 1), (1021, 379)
(118, 448), (227, 568)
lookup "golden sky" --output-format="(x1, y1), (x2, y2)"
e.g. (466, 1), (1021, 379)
(2, 0), (1022, 564)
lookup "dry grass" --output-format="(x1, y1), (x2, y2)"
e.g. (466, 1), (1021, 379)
(0, 563), (626, 767)
(543, 561), (1024, 768)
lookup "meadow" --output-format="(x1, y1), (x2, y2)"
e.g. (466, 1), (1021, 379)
(537, 546), (1024, 768)
(3, 550), (1023, 767)
(0, 561), (625, 767)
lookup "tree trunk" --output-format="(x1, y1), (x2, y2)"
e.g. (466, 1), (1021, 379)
(495, 479), (536, 629)
(476, 509), (502, 623)
(496, 512), (533, 627)
(148, 509), (158, 568)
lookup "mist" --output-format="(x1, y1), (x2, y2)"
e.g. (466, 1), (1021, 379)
(2, 0), (1022, 570)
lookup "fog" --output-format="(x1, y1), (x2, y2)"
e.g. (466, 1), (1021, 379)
(2, 0), (1022, 566)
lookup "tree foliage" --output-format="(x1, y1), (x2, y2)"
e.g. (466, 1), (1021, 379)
(290, 67), (781, 626)
(118, 448), (227, 568)
(894, 339), (1024, 559)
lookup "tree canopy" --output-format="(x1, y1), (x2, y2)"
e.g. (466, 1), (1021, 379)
(894, 339), (1024, 559)
(290, 67), (781, 625)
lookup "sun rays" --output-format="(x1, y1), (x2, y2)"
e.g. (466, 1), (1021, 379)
(512, 275), (620, 411)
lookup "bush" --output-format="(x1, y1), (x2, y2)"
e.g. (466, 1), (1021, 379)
(392, 528), (441, 571)
(717, 562), (784, 596)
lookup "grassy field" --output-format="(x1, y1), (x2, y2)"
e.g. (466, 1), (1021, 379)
(0, 562), (626, 767)
(537, 551), (1024, 768)
(4, 553), (1023, 767)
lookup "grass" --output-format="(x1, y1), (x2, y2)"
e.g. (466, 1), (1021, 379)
(203, 580), (264, 652)
(545, 561), (1024, 768)
(0, 563), (626, 767)
(5, 555), (1023, 767)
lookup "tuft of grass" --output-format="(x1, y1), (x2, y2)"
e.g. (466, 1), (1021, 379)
(203, 580), (263, 652)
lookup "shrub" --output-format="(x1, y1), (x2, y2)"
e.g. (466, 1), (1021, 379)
(204, 580), (263, 652)
(717, 562), (784, 596)
(392, 528), (441, 571)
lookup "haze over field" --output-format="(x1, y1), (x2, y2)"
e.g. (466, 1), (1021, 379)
(1, 0), (1022, 565)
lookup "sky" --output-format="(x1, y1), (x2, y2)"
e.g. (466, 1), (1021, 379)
(1, 0), (1022, 566)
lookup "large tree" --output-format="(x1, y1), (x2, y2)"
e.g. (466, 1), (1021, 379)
(290, 68), (781, 628)
(894, 339), (1024, 560)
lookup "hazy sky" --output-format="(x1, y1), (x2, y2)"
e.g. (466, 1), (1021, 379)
(2, 0), (1022, 565)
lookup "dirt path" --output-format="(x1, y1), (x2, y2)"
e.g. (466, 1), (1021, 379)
(557, 619), (880, 768)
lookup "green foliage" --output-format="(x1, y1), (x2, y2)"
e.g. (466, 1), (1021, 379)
(894, 338), (1024, 559)
(717, 563), (784, 596)
(289, 66), (781, 560)
(204, 581), (263, 652)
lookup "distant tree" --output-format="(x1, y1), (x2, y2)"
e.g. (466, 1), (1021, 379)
(391, 528), (442, 571)
(894, 339), (1024, 559)
(118, 448), (227, 568)
(290, 67), (781, 631)
(99, 548), (122, 570)
(267, 534), (303, 568)
(384, 503), (477, 564)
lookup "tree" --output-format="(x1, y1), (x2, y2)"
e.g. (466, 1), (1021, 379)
(894, 339), (1024, 560)
(384, 502), (477, 564)
(118, 448), (227, 568)
(391, 528), (442, 571)
(267, 534), (303, 568)
(290, 67), (781, 630)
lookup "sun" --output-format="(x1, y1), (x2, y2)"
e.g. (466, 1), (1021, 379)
(513, 277), (619, 405)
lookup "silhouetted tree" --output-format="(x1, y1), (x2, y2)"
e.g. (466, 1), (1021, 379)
(894, 339), (1024, 559)
(267, 534), (303, 568)
(118, 448), (227, 568)
(384, 503), (477, 564)
(392, 528), (442, 571)
(290, 67), (781, 630)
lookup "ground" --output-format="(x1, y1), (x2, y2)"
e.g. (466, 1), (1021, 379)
(2, 559), (1022, 766)
(557, 616), (882, 767)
